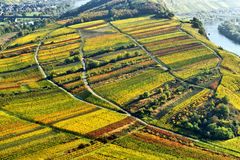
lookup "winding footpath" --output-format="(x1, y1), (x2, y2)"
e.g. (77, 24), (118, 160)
(77, 30), (201, 142)
(75, 26), (240, 158)
(109, 23), (169, 71)
(34, 36), (129, 117)
(76, 30), (198, 142)
(34, 33), (81, 102)
(1, 23), (236, 158)
(77, 30), (130, 115)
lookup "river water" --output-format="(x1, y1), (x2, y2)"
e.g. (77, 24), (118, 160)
(73, 0), (91, 8)
(204, 23), (240, 56)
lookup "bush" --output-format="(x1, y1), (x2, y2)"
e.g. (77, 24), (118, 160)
(140, 92), (150, 99)
(207, 123), (234, 140)
(190, 17), (206, 36)
(215, 104), (230, 119)
(173, 96), (239, 140)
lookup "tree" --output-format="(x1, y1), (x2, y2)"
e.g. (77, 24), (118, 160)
(190, 17), (206, 36)
(140, 92), (150, 99)
(215, 104), (230, 119)
(164, 84), (169, 90)
(160, 93), (168, 102)
(222, 96), (229, 104)
(73, 57), (80, 62)
(176, 86), (184, 93)
(207, 123), (234, 139)
(124, 53), (130, 58)
(158, 88), (163, 94)
(87, 59), (100, 69)
(186, 122), (194, 129)
(165, 91), (171, 99)
(64, 58), (71, 64)
(17, 31), (24, 37)
(214, 127), (234, 140)
(70, 50), (80, 56)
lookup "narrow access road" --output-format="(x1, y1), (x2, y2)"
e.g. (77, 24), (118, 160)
(109, 22), (207, 90)
(32, 24), (238, 159)
(109, 22), (169, 71)
(34, 29), (128, 116)
(34, 33), (81, 102)
(76, 25), (240, 158)
(179, 23), (224, 92)
(78, 30), (131, 116)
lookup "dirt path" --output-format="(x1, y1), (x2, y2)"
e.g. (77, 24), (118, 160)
(179, 23), (224, 92)
(75, 24), (240, 159)
(34, 33), (82, 102)
(77, 30), (131, 116)
(2, 22), (236, 159)
(109, 22), (207, 90)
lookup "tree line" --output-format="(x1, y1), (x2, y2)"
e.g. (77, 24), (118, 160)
(218, 21), (240, 44)
(61, 0), (174, 26)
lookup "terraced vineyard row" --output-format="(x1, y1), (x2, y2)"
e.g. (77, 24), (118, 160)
(0, 15), (239, 159)
(0, 24), (143, 159)
(112, 16), (221, 89)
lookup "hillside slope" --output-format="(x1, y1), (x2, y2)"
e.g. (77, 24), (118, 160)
(0, 16), (239, 159)
(1, 0), (29, 4)
(164, 0), (240, 14)
(60, 0), (172, 20)
(0, 0), (240, 159)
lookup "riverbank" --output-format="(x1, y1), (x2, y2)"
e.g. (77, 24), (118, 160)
(205, 23), (240, 56)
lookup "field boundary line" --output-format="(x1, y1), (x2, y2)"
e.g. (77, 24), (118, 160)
(109, 22), (169, 71)
(34, 27), (130, 117)
(109, 22), (207, 90)
(0, 108), (91, 139)
(4, 21), (235, 159)
(77, 29), (131, 116)
(179, 22), (224, 92)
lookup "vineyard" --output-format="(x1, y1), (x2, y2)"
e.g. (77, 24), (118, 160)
(0, 12), (239, 159)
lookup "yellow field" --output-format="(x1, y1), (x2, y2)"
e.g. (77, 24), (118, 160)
(10, 30), (49, 46)
(44, 33), (80, 44)
(159, 48), (212, 65)
(158, 89), (211, 126)
(0, 111), (39, 138)
(173, 58), (219, 79)
(69, 20), (105, 29)
(83, 33), (131, 53)
(94, 69), (174, 105)
(50, 27), (76, 37)
(139, 32), (186, 44)
(18, 138), (90, 160)
(54, 109), (127, 134)
(214, 137), (240, 156)
(217, 85), (240, 110)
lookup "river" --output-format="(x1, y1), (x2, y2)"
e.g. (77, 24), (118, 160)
(73, 0), (91, 8)
(204, 23), (240, 56)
